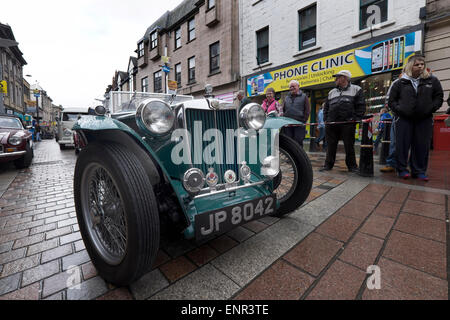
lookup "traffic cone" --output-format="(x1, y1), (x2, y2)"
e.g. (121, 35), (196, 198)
(359, 115), (374, 177)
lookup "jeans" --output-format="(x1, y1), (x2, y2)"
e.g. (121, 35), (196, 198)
(386, 118), (397, 168)
(315, 127), (327, 149)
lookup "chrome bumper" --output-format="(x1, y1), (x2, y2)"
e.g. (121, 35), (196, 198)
(0, 150), (26, 158)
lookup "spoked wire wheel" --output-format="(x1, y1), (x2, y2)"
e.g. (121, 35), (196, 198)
(274, 148), (299, 203)
(80, 164), (128, 266)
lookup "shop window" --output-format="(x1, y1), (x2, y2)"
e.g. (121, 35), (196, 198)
(154, 71), (162, 93)
(209, 41), (220, 74)
(360, 0), (388, 30)
(299, 4), (317, 51)
(256, 27), (269, 65)
(359, 72), (391, 113)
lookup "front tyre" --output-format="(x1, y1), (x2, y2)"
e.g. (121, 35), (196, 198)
(272, 134), (313, 217)
(74, 142), (160, 286)
(14, 142), (33, 169)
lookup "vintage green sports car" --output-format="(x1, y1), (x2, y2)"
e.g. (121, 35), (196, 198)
(73, 90), (313, 285)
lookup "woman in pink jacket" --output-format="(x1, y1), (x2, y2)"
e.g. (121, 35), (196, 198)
(262, 87), (283, 116)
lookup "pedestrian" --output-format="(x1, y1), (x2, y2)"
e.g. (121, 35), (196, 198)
(315, 103), (327, 151)
(261, 87), (283, 116)
(380, 72), (404, 173)
(236, 90), (252, 111)
(373, 107), (392, 154)
(283, 80), (311, 148)
(320, 70), (366, 172)
(388, 55), (444, 181)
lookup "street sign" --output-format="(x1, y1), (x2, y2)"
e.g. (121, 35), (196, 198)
(0, 80), (7, 94)
(33, 89), (40, 98)
(168, 80), (178, 91)
(162, 65), (170, 73)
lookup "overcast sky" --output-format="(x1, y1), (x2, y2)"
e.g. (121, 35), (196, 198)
(1, 0), (183, 108)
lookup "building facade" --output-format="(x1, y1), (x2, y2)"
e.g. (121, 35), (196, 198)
(424, 0), (450, 112)
(135, 0), (240, 100)
(240, 0), (426, 129)
(1, 22), (27, 115)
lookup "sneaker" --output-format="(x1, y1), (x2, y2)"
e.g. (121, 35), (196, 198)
(398, 171), (411, 179)
(417, 173), (429, 182)
(319, 166), (332, 172)
(380, 166), (395, 173)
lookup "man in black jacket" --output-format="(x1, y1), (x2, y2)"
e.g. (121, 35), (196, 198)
(320, 70), (366, 172)
(388, 55), (443, 181)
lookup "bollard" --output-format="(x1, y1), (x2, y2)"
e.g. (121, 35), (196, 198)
(379, 120), (392, 165)
(309, 125), (317, 152)
(359, 115), (374, 177)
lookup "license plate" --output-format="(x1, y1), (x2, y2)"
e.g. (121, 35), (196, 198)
(195, 195), (276, 241)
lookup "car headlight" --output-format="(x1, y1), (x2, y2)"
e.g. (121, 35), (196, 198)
(137, 99), (175, 136)
(239, 103), (266, 131)
(64, 128), (72, 137)
(8, 134), (23, 146)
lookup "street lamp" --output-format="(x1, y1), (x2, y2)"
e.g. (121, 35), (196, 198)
(25, 75), (40, 129)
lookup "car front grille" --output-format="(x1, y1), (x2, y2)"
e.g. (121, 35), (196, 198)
(185, 109), (239, 184)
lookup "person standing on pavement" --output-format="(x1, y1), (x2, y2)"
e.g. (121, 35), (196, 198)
(388, 55), (444, 181)
(380, 72), (404, 173)
(236, 90), (251, 112)
(262, 87), (283, 116)
(320, 70), (366, 173)
(373, 107), (392, 154)
(315, 103), (327, 151)
(283, 80), (310, 148)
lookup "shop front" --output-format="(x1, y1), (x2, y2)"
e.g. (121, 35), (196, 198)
(245, 27), (424, 141)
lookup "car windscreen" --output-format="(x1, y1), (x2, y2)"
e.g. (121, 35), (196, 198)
(62, 112), (89, 121)
(0, 117), (23, 129)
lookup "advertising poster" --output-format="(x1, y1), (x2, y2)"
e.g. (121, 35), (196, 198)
(246, 30), (422, 97)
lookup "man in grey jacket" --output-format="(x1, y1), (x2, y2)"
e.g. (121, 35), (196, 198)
(283, 80), (311, 148)
(320, 70), (366, 172)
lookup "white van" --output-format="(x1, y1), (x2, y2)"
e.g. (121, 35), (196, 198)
(57, 107), (92, 149)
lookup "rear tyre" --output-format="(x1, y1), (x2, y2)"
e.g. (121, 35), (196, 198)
(271, 134), (313, 217)
(74, 142), (160, 286)
(14, 142), (33, 169)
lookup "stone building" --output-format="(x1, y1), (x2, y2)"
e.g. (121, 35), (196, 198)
(135, 0), (240, 100)
(424, 0), (450, 111)
(0, 22), (27, 115)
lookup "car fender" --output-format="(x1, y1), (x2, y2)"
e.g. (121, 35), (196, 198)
(263, 116), (304, 130)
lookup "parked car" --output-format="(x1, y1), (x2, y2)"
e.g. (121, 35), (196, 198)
(56, 106), (94, 149)
(73, 90), (313, 286)
(0, 114), (34, 169)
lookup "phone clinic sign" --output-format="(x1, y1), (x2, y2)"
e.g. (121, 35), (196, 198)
(247, 30), (422, 97)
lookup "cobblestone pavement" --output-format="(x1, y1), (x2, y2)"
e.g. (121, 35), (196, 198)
(0, 140), (448, 300)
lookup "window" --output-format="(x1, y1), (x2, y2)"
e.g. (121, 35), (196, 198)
(150, 32), (158, 50)
(188, 57), (195, 83)
(299, 4), (317, 50)
(138, 42), (144, 58)
(209, 42), (220, 73)
(175, 27), (182, 49)
(256, 27), (269, 65)
(207, 0), (215, 9)
(175, 63), (182, 87)
(141, 77), (149, 92)
(188, 18), (196, 42)
(360, 0), (388, 30)
(154, 71), (162, 93)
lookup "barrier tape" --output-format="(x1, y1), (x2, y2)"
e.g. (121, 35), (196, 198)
(287, 118), (394, 127)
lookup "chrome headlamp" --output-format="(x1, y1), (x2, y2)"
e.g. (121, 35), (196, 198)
(8, 133), (23, 146)
(239, 103), (266, 131)
(183, 168), (206, 194)
(137, 99), (175, 136)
